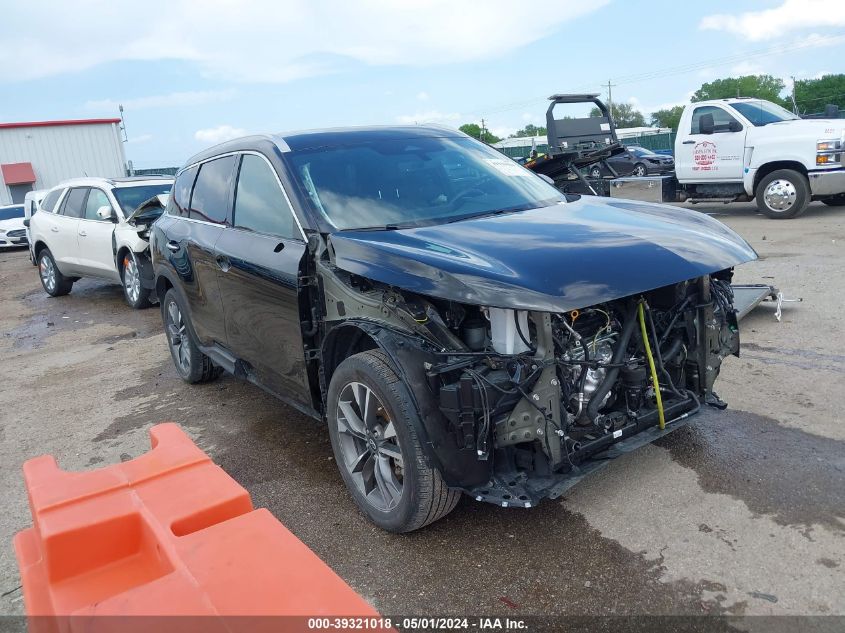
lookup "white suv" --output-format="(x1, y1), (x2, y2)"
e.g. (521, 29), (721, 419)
(29, 176), (173, 308)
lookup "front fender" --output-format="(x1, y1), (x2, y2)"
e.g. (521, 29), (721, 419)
(328, 320), (492, 489)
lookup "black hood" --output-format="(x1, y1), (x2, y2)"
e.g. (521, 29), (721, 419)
(329, 197), (757, 312)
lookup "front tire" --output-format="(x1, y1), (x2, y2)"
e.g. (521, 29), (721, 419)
(755, 169), (810, 219)
(121, 251), (152, 309)
(161, 288), (218, 383)
(327, 350), (460, 532)
(632, 162), (647, 177)
(37, 249), (73, 297)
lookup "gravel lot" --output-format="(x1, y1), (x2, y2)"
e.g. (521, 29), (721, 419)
(1, 201), (843, 618)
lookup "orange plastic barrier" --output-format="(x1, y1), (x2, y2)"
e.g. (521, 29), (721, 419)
(14, 423), (387, 632)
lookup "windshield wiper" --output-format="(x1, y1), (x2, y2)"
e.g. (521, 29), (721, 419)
(443, 200), (556, 224)
(340, 223), (404, 232)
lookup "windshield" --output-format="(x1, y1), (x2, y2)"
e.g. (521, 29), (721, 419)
(285, 136), (565, 231)
(111, 184), (173, 214)
(0, 205), (25, 221)
(729, 100), (800, 126)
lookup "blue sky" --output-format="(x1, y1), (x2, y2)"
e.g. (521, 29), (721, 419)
(1, 0), (843, 168)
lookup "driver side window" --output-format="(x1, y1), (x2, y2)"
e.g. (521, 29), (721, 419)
(84, 189), (113, 221)
(691, 106), (741, 134)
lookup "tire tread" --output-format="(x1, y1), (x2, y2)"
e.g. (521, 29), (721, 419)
(333, 349), (460, 532)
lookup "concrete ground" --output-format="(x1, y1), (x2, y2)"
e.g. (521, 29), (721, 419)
(1, 201), (843, 619)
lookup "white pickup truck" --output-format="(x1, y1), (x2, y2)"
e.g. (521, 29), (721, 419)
(670, 98), (845, 218)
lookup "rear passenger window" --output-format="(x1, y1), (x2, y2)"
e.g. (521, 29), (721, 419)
(169, 166), (198, 217)
(61, 188), (88, 218)
(41, 189), (62, 213)
(189, 156), (236, 224)
(233, 155), (299, 239)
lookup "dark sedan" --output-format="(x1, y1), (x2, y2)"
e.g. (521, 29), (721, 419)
(589, 145), (675, 178)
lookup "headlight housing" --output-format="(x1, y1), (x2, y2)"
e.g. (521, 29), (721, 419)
(816, 139), (842, 166)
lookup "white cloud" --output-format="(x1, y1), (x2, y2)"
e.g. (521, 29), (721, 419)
(395, 110), (462, 125)
(194, 125), (248, 144)
(489, 125), (517, 139)
(85, 90), (236, 113)
(700, 0), (845, 41)
(127, 134), (153, 144)
(0, 0), (608, 83)
(416, 91), (430, 101)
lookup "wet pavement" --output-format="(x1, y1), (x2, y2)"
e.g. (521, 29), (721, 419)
(1, 201), (843, 620)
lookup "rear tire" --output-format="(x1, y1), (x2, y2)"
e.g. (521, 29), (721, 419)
(161, 288), (218, 383)
(755, 169), (810, 219)
(120, 251), (152, 309)
(327, 350), (460, 532)
(821, 194), (845, 207)
(37, 249), (73, 297)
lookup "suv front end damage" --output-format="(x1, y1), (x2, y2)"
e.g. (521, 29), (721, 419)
(318, 256), (742, 508)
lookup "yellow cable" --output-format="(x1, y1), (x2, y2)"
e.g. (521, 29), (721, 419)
(638, 302), (665, 430)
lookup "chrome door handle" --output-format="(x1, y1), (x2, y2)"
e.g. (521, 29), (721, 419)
(166, 241), (180, 252)
(78, 230), (87, 237)
(50, 227), (59, 232)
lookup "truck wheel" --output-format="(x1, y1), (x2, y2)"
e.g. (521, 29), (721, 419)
(755, 169), (810, 219)
(121, 252), (152, 309)
(38, 249), (73, 297)
(821, 194), (845, 207)
(162, 288), (218, 383)
(327, 349), (460, 532)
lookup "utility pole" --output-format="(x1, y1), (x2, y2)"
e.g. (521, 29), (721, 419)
(480, 118), (487, 141)
(118, 104), (128, 143)
(790, 75), (799, 114)
(606, 80), (616, 120)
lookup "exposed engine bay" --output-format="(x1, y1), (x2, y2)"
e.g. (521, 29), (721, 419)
(318, 260), (741, 507)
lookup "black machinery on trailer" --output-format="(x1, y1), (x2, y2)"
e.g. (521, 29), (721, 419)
(523, 93), (799, 321)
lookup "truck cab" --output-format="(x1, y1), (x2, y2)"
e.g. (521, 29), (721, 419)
(674, 98), (845, 218)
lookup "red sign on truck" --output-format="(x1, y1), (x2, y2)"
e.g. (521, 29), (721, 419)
(693, 141), (717, 171)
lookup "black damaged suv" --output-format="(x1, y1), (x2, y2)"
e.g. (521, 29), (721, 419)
(151, 127), (755, 532)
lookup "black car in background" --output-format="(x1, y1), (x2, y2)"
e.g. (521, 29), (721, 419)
(589, 145), (675, 178)
(151, 127), (754, 532)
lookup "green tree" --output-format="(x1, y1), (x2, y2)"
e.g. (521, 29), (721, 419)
(794, 73), (845, 115)
(650, 105), (685, 131)
(459, 123), (501, 144)
(692, 75), (787, 106)
(589, 103), (646, 128)
(510, 124), (547, 138)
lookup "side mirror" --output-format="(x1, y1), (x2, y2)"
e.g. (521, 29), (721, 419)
(728, 120), (743, 133)
(698, 113), (715, 135)
(96, 205), (116, 221)
(23, 218), (30, 227)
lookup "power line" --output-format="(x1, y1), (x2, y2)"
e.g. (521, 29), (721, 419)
(448, 31), (845, 122)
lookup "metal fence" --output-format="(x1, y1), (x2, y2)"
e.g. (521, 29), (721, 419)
(497, 132), (677, 160)
(624, 131), (675, 152)
(129, 166), (179, 176)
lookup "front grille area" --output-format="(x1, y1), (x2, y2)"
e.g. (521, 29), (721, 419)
(6, 229), (26, 238)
